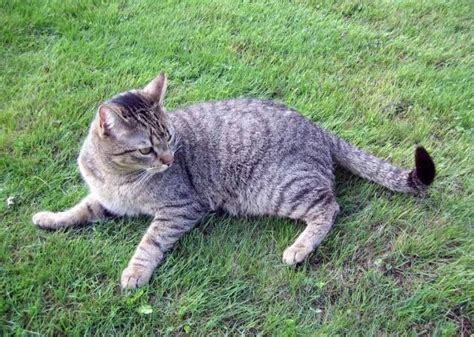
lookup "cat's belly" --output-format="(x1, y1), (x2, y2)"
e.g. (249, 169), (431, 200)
(219, 189), (273, 217)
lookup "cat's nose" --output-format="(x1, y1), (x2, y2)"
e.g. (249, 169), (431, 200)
(159, 152), (174, 166)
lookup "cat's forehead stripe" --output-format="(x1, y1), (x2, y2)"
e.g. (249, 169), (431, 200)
(108, 91), (168, 138)
(109, 92), (153, 116)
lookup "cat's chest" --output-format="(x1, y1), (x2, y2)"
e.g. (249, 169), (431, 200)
(90, 182), (152, 216)
(78, 152), (154, 216)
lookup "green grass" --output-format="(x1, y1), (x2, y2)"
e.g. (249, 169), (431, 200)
(1, 0), (473, 335)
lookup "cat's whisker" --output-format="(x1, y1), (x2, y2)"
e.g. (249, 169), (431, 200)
(131, 172), (147, 185)
(132, 170), (154, 187)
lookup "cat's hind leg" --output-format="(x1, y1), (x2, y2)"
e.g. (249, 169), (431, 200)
(282, 190), (339, 265)
(32, 195), (112, 229)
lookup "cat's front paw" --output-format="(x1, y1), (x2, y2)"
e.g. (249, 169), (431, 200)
(282, 244), (311, 265)
(121, 265), (153, 289)
(32, 211), (60, 229)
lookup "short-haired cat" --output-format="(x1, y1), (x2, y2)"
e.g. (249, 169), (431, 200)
(33, 73), (435, 289)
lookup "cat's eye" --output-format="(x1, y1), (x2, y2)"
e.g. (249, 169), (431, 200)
(138, 147), (153, 155)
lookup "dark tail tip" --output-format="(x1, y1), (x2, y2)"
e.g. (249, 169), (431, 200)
(415, 146), (436, 185)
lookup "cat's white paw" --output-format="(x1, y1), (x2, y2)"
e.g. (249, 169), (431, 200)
(121, 265), (152, 289)
(282, 244), (311, 265)
(32, 211), (59, 229)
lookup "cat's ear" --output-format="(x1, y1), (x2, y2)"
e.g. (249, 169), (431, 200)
(143, 72), (167, 105)
(98, 104), (123, 137)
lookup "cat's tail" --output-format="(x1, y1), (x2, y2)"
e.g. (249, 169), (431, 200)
(329, 135), (435, 194)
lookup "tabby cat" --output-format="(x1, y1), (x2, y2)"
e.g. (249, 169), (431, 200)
(32, 73), (435, 289)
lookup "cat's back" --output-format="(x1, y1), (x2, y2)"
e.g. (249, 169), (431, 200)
(170, 98), (317, 143)
(168, 99), (334, 213)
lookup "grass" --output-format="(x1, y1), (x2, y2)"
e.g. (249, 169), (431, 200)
(1, 0), (473, 335)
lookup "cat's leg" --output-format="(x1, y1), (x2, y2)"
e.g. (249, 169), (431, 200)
(32, 195), (112, 229)
(121, 208), (205, 289)
(282, 191), (339, 265)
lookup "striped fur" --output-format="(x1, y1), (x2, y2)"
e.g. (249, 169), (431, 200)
(32, 73), (436, 289)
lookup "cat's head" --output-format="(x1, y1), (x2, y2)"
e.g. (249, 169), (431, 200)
(91, 73), (176, 174)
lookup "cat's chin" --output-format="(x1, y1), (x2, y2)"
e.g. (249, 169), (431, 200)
(146, 165), (169, 174)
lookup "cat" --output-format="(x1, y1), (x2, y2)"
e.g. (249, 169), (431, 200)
(32, 73), (436, 289)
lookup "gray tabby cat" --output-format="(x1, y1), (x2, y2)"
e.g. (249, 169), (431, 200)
(32, 73), (436, 289)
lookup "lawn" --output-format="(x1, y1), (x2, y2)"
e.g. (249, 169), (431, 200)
(1, 0), (473, 335)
